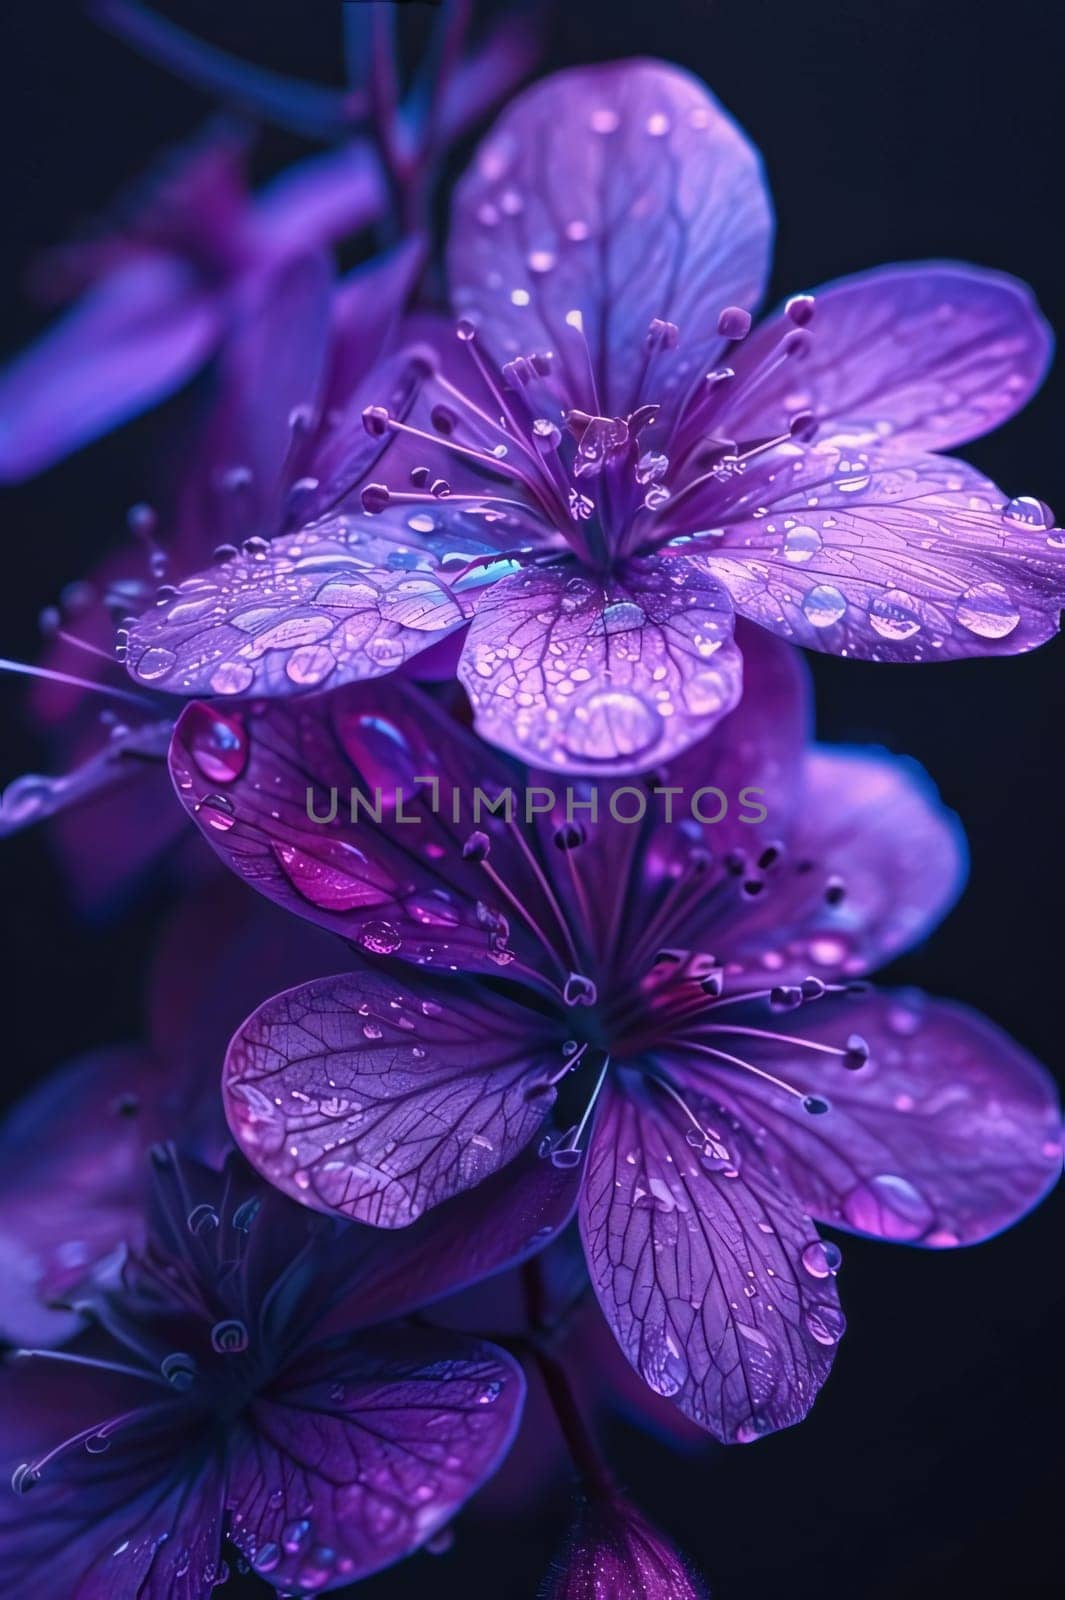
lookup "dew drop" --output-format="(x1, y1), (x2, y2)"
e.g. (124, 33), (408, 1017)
(782, 524), (821, 564)
(869, 589), (921, 641)
(801, 586), (847, 628)
(1002, 494), (1053, 529)
(956, 581), (1021, 639)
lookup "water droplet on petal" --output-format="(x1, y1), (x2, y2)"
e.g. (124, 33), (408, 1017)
(1003, 494), (1053, 529)
(802, 586), (847, 628)
(869, 589), (921, 641)
(783, 524), (822, 563)
(956, 581), (1020, 639)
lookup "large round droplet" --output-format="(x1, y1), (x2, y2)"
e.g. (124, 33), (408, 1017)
(184, 703), (248, 783)
(783, 524), (822, 564)
(842, 1173), (934, 1240)
(802, 585), (847, 629)
(209, 660), (255, 695)
(955, 581), (1020, 639)
(869, 589), (921, 641)
(136, 647), (177, 682)
(1002, 494), (1053, 529)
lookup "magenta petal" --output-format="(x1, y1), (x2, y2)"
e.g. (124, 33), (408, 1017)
(167, 684), (553, 979)
(704, 989), (1062, 1246)
(716, 262), (1052, 453)
(449, 60), (771, 425)
(544, 1496), (707, 1600)
(0, 257), (220, 481)
(224, 966), (564, 1225)
(459, 556), (742, 773)
(126, 509), (473, 697)
(711, 745), (966, 984)
(702, 446), (1065, 660)
(580, 1078), (844, 1443)
(229, 1329), (523, 1587)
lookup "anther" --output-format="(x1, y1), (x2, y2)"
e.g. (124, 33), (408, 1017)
(361, 405), (391, 437)
(462, 830), (491, 862)
(410, 466), (430, 487)
(824, 877), (846, 906)
(645, 317), (680, 351)
(553, 821), (586, 850)
(770, 985), (803, 1012)
(843, 1033), (870, 1070)
(430, 403), (457, 434)
(801, 977), (827, 1000)
(717, 306), (752, 340)
(700, 968), (724, 997)
(361, 484), (391, 513)
(785, 294), (816, 326)
(802, 1094), (831, 1116)
(563, 972), (598, 1007)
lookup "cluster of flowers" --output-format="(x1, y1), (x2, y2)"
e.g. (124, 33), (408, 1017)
(1, 3), (1061, 1596)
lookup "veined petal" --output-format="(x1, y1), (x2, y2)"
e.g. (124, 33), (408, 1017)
(449, 60), (771, 427)
(714, 262), (1053, 453)
(224, 966), (565, 1225)
(458, 555), (742, 774)
(697, 989), (1062, 1246)
(579, 1076), (844, 1443)
(694, 445), (1065, 660)
(229, 1330), (523, 1587)
(167, 682), (563, 983)
(126, 507), (476, 698)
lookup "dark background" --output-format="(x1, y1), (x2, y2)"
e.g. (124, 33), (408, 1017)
(0, 2), (1062, 1595)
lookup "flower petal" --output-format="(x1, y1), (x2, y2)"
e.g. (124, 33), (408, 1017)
(312, 1142), (583, 1337)
(0, 258), (220, 481)
(229, 1329), (523, 1587)
(579, 1077), (844, 1442)
(0, 1046), (200, 1346)
(0, 1356), (225, 1599)
(697, 989), (1062, 1246)
(126, 504), (480, 697)
(703, 744), (966, 984)
(697, 445), (1065, 660)
(252, 141), (388, 258)
(715, 262), (1052, 453)
(224, 966), (565, 1225)
(167, 683), (561, 981)
(458, 555), (742, 773)
(449, 60), (771, 426)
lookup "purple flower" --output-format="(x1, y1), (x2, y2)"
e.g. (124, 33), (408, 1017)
(0, 123), (387, 482)
(166, 631), (1062, 1443)
(542, 1495), (707, 1600)
(0, 239), (424, 905)
(126, 60), (1064, 773)
(0, 1147), (577, 1594)
(0, 875), (335, 1345)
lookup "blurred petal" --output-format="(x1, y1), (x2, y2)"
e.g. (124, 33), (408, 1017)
(224, 965), (564, 1225)
(459, 555), (742, 773)
(253, 141), (388, 257)
(543, 1495), (708, 1600)
(0, 259), (219, 481)
(700, 989), (1062, 1246)
(229, 1329), (524, 1586)
(698, 445), (1065, 660)
(715, 262), (1053, 453)
(703, 745), (966, 984)
(0, 1047), (163, 1345)
(580, 1077), (843, 1442)
(449, 60), (771, 425)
